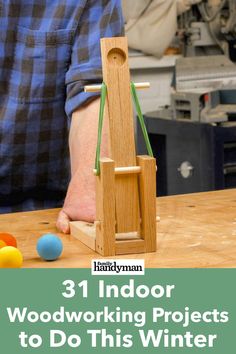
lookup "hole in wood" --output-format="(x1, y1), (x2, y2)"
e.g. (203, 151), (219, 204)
(107, 48), (126, 66)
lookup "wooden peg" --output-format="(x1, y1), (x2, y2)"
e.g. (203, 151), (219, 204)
(84, 82), (150, 92)
(93, 166), (141, 176)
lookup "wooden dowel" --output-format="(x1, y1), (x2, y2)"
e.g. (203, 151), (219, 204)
(85, 82), (150, 92)
(84, 85), (103, 92)
(93, 165), (157, 176)
(114, 166), (141, 175)
(93, 166), (141, 176)
(134, 82), (150, 89)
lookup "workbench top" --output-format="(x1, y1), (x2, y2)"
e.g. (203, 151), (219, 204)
(0, 189), (235, 268)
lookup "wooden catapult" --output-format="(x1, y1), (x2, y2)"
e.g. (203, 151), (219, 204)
(70, 37), (157, 256)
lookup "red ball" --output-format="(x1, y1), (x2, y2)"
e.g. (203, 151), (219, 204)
(0, 233), (17, 248)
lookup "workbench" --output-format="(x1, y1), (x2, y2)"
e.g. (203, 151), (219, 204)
(0, 189), (235, 268)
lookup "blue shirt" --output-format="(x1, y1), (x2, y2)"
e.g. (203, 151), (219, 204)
(0, 0), (124, 213)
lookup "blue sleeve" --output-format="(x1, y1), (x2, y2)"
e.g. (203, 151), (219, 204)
(65, 0), (124, 118)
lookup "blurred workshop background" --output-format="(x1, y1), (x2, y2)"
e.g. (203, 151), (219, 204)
(122, 0), (236, 196)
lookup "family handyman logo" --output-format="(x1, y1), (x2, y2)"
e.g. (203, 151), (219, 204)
(91, 259), (145, 275)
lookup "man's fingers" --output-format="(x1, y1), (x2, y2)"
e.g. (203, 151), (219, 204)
(56, 210), (70, 234)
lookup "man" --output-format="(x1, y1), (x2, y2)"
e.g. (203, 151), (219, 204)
(0, 1), (124, 233)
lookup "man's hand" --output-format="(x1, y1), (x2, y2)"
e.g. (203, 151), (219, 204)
(56, 98), (109, 233)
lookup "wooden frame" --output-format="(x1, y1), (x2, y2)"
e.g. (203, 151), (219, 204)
(70, 37), (157, 256)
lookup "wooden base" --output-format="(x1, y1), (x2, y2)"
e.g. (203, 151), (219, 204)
(70, 221), (146, 255)
(70, 156), (157, 257)
(70, 221), (96, 251)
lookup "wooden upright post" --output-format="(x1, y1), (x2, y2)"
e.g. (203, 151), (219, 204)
(137, 156), (157, 252)
(100, 37), (140, 233)
(96, 158), (116, 256)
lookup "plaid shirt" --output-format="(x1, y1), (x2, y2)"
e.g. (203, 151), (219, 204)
(0, 0), (124, 213)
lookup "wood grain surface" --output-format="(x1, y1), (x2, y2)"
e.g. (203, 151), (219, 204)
(101, 37), (140, 233)
(0, 189), (235, 268)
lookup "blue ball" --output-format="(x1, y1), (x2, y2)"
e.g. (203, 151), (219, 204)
(37, 234), (63, 261)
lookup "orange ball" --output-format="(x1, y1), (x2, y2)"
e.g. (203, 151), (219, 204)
(0, 233), (17, 248)
(0, 240), (7, 249)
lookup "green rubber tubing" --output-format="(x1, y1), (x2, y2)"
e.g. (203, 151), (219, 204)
(94, 82), (154, 176)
